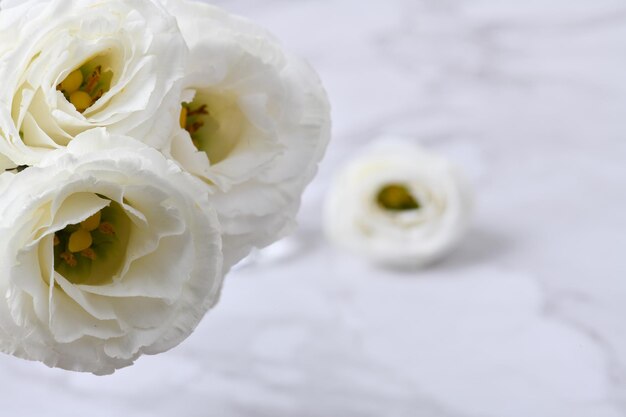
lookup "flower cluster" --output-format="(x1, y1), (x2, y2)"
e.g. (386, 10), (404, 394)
(0, 0), (330, 374)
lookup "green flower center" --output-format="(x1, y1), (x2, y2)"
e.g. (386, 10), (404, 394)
(376, 184), (421, 212)
(57, 56), (114, 113)
(53, 199), (130, 286)
(179, 91), (245, 164)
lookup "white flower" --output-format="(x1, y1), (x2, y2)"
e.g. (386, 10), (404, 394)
(0, 0), (187, 166)
(324, 139), (472, 267)
(161, 0), (331, 269)
(0, 129), (223, 374)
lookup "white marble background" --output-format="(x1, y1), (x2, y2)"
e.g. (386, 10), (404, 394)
(2, 0), (626, 416)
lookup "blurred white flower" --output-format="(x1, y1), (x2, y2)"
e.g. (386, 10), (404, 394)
(0, 129), (223, 374)
(0, 0), (186, 166)
(324, 139), (472, 267)
(161, 0), (331, 270)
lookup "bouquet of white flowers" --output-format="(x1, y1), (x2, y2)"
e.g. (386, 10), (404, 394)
(0, 0), (330, 374)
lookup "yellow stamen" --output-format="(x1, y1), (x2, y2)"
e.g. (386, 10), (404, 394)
(68, 229), (92, 253)
(81, 211), (101, 232)
(58, 69), (84, 94)
(54, 198), (129, 285)
(180, 106), (188, 129)
(181, 103), (209, 135)
(69, 91), (93, 113)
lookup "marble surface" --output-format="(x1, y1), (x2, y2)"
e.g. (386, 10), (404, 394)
(2, 0), (626, 416)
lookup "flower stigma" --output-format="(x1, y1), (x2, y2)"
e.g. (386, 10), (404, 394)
(376, 184), (421, 212)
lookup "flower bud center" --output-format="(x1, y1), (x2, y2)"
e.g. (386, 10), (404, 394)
(53, 198), (130, 286)
(180, 102), (209, 139)
(376, 184), (420, 212)
(180, 90), (245, 164)
(57, 58), (113, 113)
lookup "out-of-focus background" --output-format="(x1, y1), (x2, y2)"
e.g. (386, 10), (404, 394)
(3, 1), (626, 416)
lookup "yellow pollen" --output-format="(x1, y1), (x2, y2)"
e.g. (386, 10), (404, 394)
(60, 252), (77, 267)
(69, 91), (93, 113)
(180, 103), (209, 136)
(68, 229), (92, 253)
(180, 106), (188, 129)
(81, 211), (101, 232)
(59, 69), (83, 94)
(99, 222), (115, 235)
(80, 248), (97, 261)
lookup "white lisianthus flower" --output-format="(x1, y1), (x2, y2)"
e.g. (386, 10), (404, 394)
(161, 0), (331, 269)
(0, 0), (187, 166)
(324, 139), (472, 267)
(0, 129), (223, 374)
